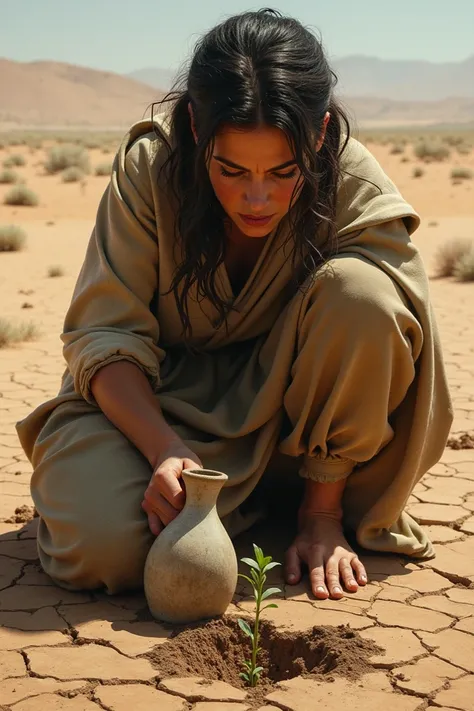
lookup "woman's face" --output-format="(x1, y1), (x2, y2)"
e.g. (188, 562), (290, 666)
(206, 124), (303, 240)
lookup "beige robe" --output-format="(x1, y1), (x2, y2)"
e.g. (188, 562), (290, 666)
(15, 116), (453, 592)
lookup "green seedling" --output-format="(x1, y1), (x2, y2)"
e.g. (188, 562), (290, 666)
(237, 543), (281, 687)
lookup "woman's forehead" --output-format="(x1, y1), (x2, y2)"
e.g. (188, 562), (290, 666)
(212, 124), (295, 168)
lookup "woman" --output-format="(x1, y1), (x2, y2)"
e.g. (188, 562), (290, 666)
(16, 9), (452, 601)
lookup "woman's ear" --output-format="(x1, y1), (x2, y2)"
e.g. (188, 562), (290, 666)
(316, 111), (331, 152)
(188, 102), (198, 144)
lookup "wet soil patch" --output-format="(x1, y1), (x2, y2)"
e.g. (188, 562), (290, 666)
(145, 616), (380, 708)
(447, 432), (474, 449)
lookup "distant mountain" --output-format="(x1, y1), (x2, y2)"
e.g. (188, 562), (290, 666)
(130, 55), (474, 102)
(340, 96), (474, 128)
(332, 55), (474, 101)
(1, 57), (474, 128)
(0, 59), (164, 127)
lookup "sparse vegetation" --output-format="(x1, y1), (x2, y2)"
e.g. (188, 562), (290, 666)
(433, 238), (474, 278)
(0, 225), (27, 252)
(414, 142), (450, 162)
(451, 167), (473, 180)
(94, 162), (112, 176)
(44, 144), (90, 175)
(4, 185), (39, 207)
(0, 169), (19, 184)
(62, 167), (86, 183)
(84, 139), (102, 150)
(0, 318), (40, 349)
(443, 135), (465, 147)
(2, 154), (26, 168)
(390, 143), (405, 155)
(454, 250), (474, 282)
(47, 265), (65, 278)
(413, 167), (425, 178)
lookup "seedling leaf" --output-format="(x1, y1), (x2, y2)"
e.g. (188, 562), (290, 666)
(241, 557), (260, 571)
(253, 544), (264, 565)
(261, 587), (281, 600)
(263, 561), (281, 572)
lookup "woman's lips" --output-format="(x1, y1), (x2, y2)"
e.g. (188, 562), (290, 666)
(239, 214), (274, 226)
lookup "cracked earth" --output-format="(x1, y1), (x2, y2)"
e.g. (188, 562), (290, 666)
(1, 210), (474, 710)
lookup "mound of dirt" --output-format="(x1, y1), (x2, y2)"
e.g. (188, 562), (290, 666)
(145, 616), (379, 708)
(448, 432), (474, 449)
(5, 505), (38, 524)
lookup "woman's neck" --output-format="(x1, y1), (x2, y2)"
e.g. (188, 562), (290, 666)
(225, 219), (271, 250)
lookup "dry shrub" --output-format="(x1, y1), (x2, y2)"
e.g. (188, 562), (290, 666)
(48, 265), (65, 278)
(0, 318), (39, 349)
(390, 143), (405, 155)
(433, 238), (474, 278)
(0, 225), (27, 252)
(457, 143), (472, 155)
(4, 185), (39, 207)
(62, 167), (85, 183)
(95, 162), (113, 176)
(412, 166), (424, 178)
(451, 167), (473, 180)
(26, 138), (43, 151)
(454, 250), (474, 282)
(44, 145), (90, 175)
(443, 135), (465, 147)
(2, 154), (26, 168)
(414, 142), (450, 162)
(84, 139), (102, 150)
(0, 169), (19, 184)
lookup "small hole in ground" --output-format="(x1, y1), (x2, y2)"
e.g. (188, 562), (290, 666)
(145, 616), (379, 705)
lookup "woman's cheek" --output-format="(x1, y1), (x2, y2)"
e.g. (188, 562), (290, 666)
(211, 178), (238, 211)
(276, 181), (299, 210)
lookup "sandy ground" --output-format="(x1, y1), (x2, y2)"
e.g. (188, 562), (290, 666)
(0, 137), (474, 710)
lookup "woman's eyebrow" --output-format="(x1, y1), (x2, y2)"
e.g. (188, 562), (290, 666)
(213, 156), (297, 171)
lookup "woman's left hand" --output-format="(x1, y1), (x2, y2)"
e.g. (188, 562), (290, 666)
(284, 513), (368, 599)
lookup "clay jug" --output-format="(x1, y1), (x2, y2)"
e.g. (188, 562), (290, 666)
(144, 468), (238, 623)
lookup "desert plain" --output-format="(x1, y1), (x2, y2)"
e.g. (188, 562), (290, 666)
(0, 127), (474, 711)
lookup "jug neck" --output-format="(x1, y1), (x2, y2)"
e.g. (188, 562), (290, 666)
(182, 469), (227, 511)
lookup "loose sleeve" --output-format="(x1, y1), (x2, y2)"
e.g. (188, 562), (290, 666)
(61, 132), (165, 404)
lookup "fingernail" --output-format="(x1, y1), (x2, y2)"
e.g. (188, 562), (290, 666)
(288, 574), (296, 582)
(334, 587), (342, 594)
(361, 575), (367, 582)
(317, 586), (326, 593)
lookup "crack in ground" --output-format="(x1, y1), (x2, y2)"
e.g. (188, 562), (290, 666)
(0, 559), (29, 589)
(391, 667), (471, 701)
(427, 567), (473, 587)
(370, 651), (430, 671)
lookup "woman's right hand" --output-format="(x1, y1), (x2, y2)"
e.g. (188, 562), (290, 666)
(141, 440), (203, 535)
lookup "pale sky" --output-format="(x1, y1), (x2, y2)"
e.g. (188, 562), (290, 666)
(1, 0), (473, 74)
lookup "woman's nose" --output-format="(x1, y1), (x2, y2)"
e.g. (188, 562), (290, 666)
(244, 181), (270, 211)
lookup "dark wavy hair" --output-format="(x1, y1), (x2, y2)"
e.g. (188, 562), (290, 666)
(152, 8), (351, 338)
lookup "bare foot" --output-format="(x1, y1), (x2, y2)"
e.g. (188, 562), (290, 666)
(284, 513), (368, 599)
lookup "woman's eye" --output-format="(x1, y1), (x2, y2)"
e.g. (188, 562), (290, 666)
(273, 169), (298, 180)
(220, 167), (243, 178)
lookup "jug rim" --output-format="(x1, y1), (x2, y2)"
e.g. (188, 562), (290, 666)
(182, 467), (228, 482)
